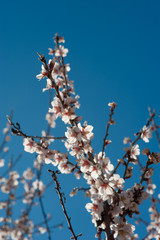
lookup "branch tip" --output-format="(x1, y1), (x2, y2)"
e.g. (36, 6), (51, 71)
(6, 115), (11, 124)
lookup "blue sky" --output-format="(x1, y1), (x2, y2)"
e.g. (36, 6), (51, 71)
(0, 0), (160, 239)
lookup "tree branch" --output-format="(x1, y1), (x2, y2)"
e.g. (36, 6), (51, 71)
(48, 169), (82, 240)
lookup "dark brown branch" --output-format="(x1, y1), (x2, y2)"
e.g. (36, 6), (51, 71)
(110, 111), (155, 178)
(149, 107), (160, 148)
(123, 154), (130, 179)
(140, 156), (151, 185)
(7, 115), (66, 141)
(48, 169), (82, 240)
(77, 187), (90, 192)
(102, 202), (114, 240)
(102, 105), (116, 158)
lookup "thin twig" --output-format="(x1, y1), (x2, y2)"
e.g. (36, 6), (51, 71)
(149, 107), (160, 148)
(48, 169), (82, 240)
(110, 112), (155, 178)
(133, 216), (148, 226)
(101, 106), (116, 158)
(140, 157), (151, 185)
(6, 115), (66, 140)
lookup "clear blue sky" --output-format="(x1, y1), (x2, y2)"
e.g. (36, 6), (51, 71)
(0, 0), (160, 239)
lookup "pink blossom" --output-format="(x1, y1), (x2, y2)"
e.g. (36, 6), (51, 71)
(32, 180), (45, 195)
(141, 125), (152, 143)
(62, 107), (77, 124)
(3, 127), (9, 134)
(3, 147), (9, 152)
(43, 79), (54, 92)
(23, 168), (34, 180)
(70, 188), (78, 197)
(23, 138), (36, 153)
(78, 122), (94, 141)
(110, 174), (124, 189)
(146, 183), (156, 195)
(90, 165), (102, 179)
(85, 200), (104, 220)
(65, 126), (82, 144)
(48, 48), (55, 55)
(69, 144), (83, 157)
(36, 65), (48, 80)
(108, 102), (117, 111)
(74, 170), (82, 179)
(0, 159), (4, 167)
(55, 45), (69, 57)
(123, 137), (131, 144)
(49, 97), (63, 118)
(45, 113), (56, 128)
(124, 144), (140, 160)
(96, 179), (114, 201)
(79, 158), (91, 173)
(111, 218), (135, 240)
(119, 191), (133, 209)
(51, 62), (61, 77)
(38, 226), (47, 234)
(58, 162), (73, 174)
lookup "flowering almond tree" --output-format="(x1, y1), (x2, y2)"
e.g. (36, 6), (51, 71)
(2, 34), (160, 240)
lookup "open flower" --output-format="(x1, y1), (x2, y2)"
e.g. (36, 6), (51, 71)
(36, 65), (48, 80)
(141, 125), (152, 143)
(78, 122), (94, 141)
(55, 45), (69, 57)
(124, 144), (140, 160)
(23, 138), (36, 154)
